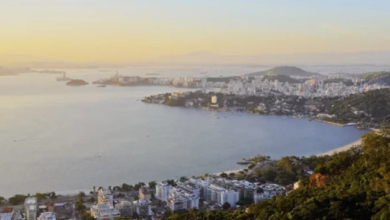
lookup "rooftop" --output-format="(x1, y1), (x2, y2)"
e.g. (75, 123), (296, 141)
(1, 208), (14, 213)
(38, 212), (56, 220)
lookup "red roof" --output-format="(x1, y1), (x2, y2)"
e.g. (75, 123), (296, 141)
(2, 207), (14, 213)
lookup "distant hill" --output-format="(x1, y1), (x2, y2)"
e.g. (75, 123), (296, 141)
(262, 75), (300, 83)
(248, 66), (319, 77)
(361, 71), (390, 86)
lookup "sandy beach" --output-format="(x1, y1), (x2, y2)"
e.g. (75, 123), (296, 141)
(214, 138), (364, 175)
(316, 139), (362, 156)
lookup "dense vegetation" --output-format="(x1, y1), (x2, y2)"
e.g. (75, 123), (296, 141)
(362, 71), (390, 81)
(164, 129), (390, 220)
(325, 89), (390, 124)
(361, 71), (390, 86)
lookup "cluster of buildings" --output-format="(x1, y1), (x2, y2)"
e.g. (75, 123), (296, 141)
(90, 188), (153, 220)
(100, 71), (389, 98)
(0, 197), (63, 220)
(226, 76), (389, 98)
(155, 176), (285, 211)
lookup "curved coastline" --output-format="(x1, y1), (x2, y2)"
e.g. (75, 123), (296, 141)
(316, 139), (362, 156)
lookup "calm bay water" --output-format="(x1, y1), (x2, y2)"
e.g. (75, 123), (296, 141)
(0, 69), (369, 197)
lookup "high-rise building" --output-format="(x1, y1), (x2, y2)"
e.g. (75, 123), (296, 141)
(155, 182), (171, 201)
(25, 197), (37, 220)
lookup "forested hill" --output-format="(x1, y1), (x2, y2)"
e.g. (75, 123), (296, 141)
(361, 71), (390, 86)
(164, 129), (390, 219)
(326, 89), (390, 123)
(248, 66), (319, 77)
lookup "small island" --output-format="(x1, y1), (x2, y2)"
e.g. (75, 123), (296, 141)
(66, 79), (88, 86)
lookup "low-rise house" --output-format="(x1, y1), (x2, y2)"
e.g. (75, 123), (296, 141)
(90, 204), (120, 220)
(0, 208), (14, 220)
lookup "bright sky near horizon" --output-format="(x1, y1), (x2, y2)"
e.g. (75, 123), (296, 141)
(1, 0), (390, 62)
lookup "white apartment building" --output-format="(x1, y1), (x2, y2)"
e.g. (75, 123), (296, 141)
(25, 197), (37, 220)
(167, 187), (199, 211)
(189, 178), (210, 199)
(132, 199), (153, 216)
(155, 182), (172, 201)
(207, 184), (239, 208)
(90, 204), (120, 220)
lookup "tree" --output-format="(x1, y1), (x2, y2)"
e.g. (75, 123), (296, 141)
(50, 192), (57, 199)
(78, 191), (86, 198)
(0, 196), (5, 205)
(148, 181), (157, 189)
(256, 188), (264, 193)
(8, 194), (27, 205)
(75, 199), (86, 212)
(219, 172), (228, 178)
(222, 202), (231, 210)
(81, 212), (95, 220)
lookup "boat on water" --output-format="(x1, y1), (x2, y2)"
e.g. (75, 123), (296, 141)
(343, 122), (359, 127)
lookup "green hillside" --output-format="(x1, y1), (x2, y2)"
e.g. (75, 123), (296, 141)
(248, 66), (319, 77)
(325, 89), (390, 123)
(361, 71), (390, 86)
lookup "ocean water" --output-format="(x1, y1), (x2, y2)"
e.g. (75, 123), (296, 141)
(0, 68), (370, 197)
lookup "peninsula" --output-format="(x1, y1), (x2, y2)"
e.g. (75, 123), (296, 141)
(143, 89), (390, 128)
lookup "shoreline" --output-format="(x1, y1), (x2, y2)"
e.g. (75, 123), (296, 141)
(316, 139), (362, 156)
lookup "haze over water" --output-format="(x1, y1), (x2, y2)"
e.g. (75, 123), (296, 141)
(0, 68), (371, 197)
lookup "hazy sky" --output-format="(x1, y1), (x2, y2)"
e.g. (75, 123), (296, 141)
(1, 0), (390, 62)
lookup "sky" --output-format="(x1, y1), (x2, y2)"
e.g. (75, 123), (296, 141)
(1, 0), (390, 63)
